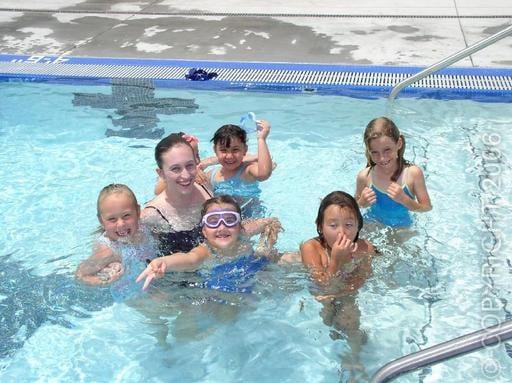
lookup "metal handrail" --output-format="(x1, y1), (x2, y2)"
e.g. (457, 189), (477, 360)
(388, 24), (512, 100)
(370, 320), (512, 383)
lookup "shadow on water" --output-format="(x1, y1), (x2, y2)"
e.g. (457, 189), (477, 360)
(72, 78), (199, 139)
(0, 253), (113, 361)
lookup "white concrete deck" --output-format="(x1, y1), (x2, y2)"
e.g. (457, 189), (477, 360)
(0, 1), (510, 68)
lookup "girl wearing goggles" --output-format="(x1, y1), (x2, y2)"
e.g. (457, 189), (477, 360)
(201, 211), (241, 228)
(137, 195), (282, 291)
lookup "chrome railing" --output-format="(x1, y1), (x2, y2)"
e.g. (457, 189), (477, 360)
(388, 24), (512, 100)
(370, 320), (512, 383)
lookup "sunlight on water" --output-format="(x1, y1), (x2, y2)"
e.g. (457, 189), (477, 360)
(0, 81), (511, 382)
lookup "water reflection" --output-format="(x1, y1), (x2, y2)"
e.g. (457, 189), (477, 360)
(73, 78), (198, 139)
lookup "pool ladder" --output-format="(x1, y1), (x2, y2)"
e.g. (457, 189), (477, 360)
(370, 319), (512, 382)
(388, 24), (512, 100)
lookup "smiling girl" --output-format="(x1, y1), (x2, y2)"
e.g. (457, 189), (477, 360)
(355, 117), (432, 228)
(76, 184), (156, 300)
(206, 122), (273, 217)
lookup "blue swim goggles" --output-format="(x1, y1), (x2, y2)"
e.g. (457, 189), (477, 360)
(201, 211), (241, 228)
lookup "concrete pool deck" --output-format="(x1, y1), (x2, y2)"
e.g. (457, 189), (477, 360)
(0, 1), (510, 68)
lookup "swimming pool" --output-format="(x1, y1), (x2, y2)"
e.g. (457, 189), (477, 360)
(0, 79), (511, 382)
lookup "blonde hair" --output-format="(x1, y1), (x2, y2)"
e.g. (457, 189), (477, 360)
(96, 183), (138, 219)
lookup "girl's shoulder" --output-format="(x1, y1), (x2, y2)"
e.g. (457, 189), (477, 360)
(356, 166), (372, 180)
(300, 237), (323, 253)
(403, 164), (425, 186)
(406, 164), (424, 177)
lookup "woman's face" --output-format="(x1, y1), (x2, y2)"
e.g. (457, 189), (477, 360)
(157, 144), (197, 194)
(320, 205), (359, 248)
(201, 203), (242, 249)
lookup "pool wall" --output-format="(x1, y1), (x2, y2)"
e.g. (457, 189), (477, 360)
(1, 54), (511, 102)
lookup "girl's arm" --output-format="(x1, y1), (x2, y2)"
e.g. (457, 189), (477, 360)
(246, 120), (273, 181)
(355, 168), (376, 208)
(201, 154), (273, 173)
(410, 166), (432, 212)
(198, 155), (219, 171)
(75, 244), (122, 285)
(199, 154), (257, 170)
(300, 240), (333, 283)
(136, 245), (210, 290)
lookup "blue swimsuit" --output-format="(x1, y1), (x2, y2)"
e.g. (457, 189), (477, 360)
(365, 167), (415, 228)
(165, 249), (269, 294)
(201, 252), (269, 293)
(209, 165), (265, 217)
(210, 164), (261, 198)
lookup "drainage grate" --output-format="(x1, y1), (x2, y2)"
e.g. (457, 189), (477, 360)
(0, 55), (511, 100)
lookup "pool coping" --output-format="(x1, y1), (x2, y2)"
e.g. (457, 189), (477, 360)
(1, 54), (511, 102)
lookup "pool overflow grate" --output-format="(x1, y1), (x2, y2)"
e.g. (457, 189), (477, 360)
(0, 57), (511, 98)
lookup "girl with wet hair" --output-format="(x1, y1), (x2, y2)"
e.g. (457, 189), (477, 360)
(355, 117), (432, 227)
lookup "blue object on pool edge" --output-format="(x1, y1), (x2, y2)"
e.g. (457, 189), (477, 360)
(185, 68), (218, 81)
(202, 255), (269, 293)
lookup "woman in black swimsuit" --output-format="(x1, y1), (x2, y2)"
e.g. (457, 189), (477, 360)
(141, 133), (213, 256)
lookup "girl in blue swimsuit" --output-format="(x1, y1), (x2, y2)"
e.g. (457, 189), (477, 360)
(206, 122), (273, 217)
(136, 195), (282, 292)
(355, 117), (432, 228)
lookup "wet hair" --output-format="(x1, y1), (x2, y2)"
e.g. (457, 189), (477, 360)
(210, 124), (247, 149)
(364, 116), (409, 182)
(155, 132), (194, 169)
(201, 195), (242, 219)
(315, 191), (363, 244)
(96, 183), (138, 219)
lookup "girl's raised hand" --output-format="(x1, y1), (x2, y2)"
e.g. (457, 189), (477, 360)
(136, 258), (167, 290)
(359, 186), (377, 207)
(331, 232), (358, 261)
(256, 119), (271, 140)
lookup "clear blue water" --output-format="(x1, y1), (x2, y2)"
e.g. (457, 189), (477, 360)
(1, 81), (511, 382)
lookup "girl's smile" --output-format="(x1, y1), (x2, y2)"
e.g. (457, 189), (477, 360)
(214, 137), (247, 172)
(368, 136), (402, 170)
(201, 204), (242, 250)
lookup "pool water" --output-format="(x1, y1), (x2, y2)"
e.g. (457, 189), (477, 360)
(0, 81), (511, 382)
